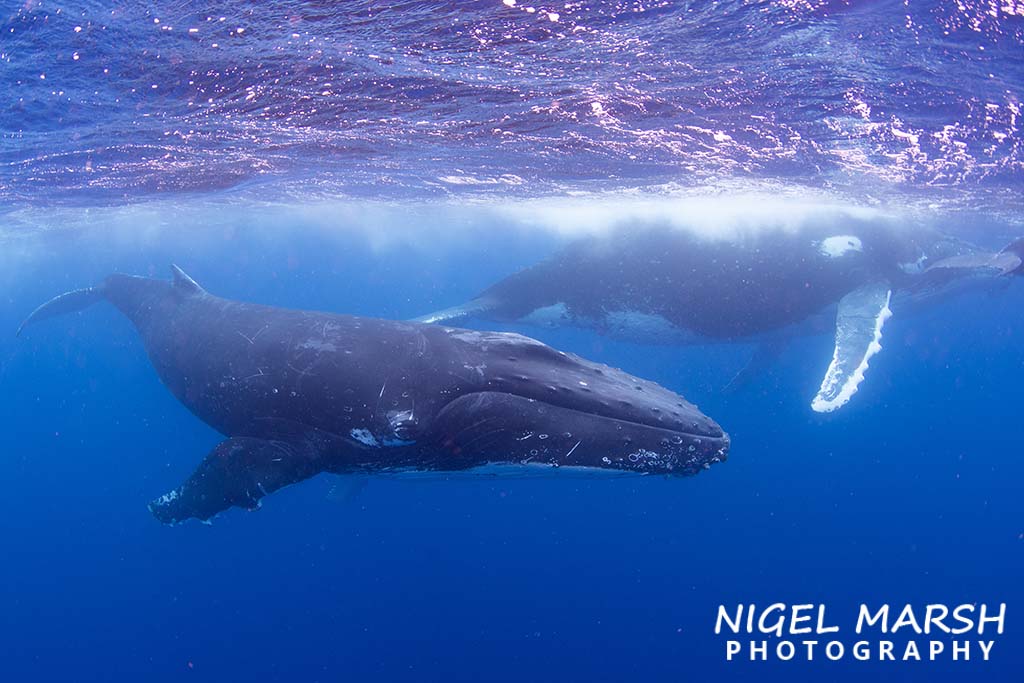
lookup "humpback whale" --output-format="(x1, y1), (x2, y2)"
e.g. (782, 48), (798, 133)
(418, 226), (1024, 413)
(19, 267), (729, 524)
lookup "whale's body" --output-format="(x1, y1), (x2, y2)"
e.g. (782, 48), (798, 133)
(418, 225), (1024, 412)
(20, 267), (728, 524)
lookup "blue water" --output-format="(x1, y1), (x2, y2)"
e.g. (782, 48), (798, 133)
(2, 1), (1023, 681)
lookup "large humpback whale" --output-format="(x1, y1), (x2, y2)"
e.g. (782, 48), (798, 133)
(418, 225), (1024, 413)
(19, 267), (729, 524)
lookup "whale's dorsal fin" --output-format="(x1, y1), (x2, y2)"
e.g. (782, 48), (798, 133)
(170, 265), (205, 295)
(811, 282), (892, 413)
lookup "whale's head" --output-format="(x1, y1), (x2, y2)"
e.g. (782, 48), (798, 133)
(430, 329), (729, 476)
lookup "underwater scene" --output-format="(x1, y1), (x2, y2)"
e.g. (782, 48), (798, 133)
(1, 1), (1022, 681)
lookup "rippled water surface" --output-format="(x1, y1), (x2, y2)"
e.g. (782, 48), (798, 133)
(2, 0), (1022, 212)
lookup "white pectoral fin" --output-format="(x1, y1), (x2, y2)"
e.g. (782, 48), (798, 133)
(811, 283), (893, 413)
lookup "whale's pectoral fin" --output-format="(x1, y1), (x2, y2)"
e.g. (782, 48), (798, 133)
(811, 282), (893, 413)
(149, 437), (323, 525)
(412, 297), (496, 325)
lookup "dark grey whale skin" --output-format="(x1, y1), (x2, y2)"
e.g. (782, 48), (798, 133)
(436, 223), (926, 338)
(426, 226), (1024, 341)
(19, 268), (728, 524)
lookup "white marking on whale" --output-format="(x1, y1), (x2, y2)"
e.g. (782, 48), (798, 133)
(350, 428), (380, 447)
(299, 339), (338, 352)
(520, 302), (571, 327)
(819, 234), (863, 258)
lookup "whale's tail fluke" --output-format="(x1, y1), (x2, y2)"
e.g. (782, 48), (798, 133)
(17, 264), (206, 337)
(412, 297), (497, 325)
(16, 286), (106, 337)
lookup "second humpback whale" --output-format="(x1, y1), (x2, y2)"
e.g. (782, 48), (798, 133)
(417, 224), (1024, 412)
(19, 267), (729, 524)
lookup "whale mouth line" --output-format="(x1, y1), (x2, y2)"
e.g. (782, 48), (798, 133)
(453, 390), (725, 442)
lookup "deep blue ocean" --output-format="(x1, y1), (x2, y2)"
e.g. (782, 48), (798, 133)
(2, 1), (1023, 681)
